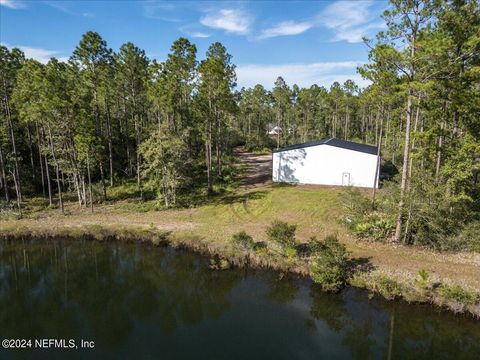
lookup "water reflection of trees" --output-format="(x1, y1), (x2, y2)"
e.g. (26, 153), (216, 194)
(309, 284), (347, 332)
(0, 239), (242, 348)
(0, 239), (479, 359)
(308, 285), (480, 359)
(266, 275), (300, 305)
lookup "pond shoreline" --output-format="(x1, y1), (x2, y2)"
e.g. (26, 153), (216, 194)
(1, 223), (479, 319)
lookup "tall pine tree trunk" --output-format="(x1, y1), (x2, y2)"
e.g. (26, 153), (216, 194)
(205, 97), (213, 195)
(5, 97), (22, 205)
(344, 105), (349, 140)
(106, 104), (114, 187)
(393, 23), (418, 243)
(99, 160), (107, 201)
(408, 106), (421, 186)
(11, 169), (21, 209)
(36, 122), (46, 197)
(135, 116), (143, 200)
(216, 114), (222, 178)
(0, 146), (9, 203)
(403, 105), (421, 244)
(27, 125), (35, 183)
(122, 101), (132, 176)
(81, 175), (86, 208)
(394, 91), (414, 243)
(207, 118), (213, 194)
(276, 109), (280, 149)
(47, 124), (63, 214)
(74, 172), (82, 208)
(435, 102), (447, 184)
(44, 154), (53, 206)
(372, 106), (384, 206)
(86, 153), (94, 213)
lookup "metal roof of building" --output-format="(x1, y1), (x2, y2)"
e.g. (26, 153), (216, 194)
(272, 138), (378, 155)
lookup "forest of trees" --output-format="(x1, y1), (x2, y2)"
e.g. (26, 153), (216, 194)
(0, 0), (479, 249)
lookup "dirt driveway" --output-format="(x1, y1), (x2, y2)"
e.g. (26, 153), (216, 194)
(234, 148), (272, 188)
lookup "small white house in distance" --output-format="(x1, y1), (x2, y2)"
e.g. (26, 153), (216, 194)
(272, 138), (379, 188)
(267, 124), (282, 135)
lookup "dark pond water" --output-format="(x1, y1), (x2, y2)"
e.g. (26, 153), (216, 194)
(0, 239), (478, 360)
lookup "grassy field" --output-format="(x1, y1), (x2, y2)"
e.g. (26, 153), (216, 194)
(1, 164), (480, 316)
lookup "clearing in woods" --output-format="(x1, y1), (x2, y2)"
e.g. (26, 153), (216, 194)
(2, 149), (479, 291)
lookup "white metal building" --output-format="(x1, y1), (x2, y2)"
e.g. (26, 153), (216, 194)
(272, 138), (379, 188)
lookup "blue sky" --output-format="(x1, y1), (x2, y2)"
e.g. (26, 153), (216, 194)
(0, 0), (387, 89)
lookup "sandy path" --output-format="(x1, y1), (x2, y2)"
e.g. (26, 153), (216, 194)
(234, 148), (272, 188)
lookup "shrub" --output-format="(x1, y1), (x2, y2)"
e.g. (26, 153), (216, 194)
(341, 187), (395, 241)
(341, 187), (372, 218)
(253, 241), (268, 254)
(351, 213), (394, 240)
(370, 275), (403, 300)
(266, 220), (297, 250)
(438, 284), (479, 305)
(231, 231), (255, 252)
(309, 235), (348, 291)
(284, 247), (298, 260)
(413, 269), (430, 296)
(440, 221), (480, 252)
(294, 237), (320, 258)
(306, 236), (323, 255)
(416, 269), (430, 288)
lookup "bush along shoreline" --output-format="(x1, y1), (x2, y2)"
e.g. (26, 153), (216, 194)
(1, 221), (479, 319)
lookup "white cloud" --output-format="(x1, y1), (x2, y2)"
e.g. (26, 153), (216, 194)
(142, 1), (183, 22)
(258, 21), (313, 39)
(236, 61), (370, 89)
(332, 21), (384, 43)
(200, 9), (252, 35)
(56, 56), (70, 63)
(189, 31), (210, 38)
(1, 43), (67, 64)
(44, 1), (95, 17)
(255, 1), (383, 42)
(318, 0), (383, 43)
(179, 24), (211, 39)
(0, 0), (25, 9)
(321, 1), (371, 28)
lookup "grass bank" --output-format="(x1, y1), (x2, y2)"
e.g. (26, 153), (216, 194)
(1, 181), (479, 318)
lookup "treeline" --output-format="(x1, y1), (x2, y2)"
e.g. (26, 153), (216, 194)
(1, 0), (479, 249)
(344, 0), (480, 250)
(245, 0), (480, 249)
(1, 34), (238, 210)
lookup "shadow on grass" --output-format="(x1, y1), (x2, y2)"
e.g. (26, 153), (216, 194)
(271, 182), (297, 188)
(107, 185), (156, 202)
(176, 187), (269, 208)
(347, 256), (376, 278)
(213, 190), (268, 205)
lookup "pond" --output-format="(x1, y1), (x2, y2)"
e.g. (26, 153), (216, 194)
(0, 239), (478, 359)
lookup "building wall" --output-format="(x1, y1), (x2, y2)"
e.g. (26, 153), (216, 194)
(272, 145), (378, 188)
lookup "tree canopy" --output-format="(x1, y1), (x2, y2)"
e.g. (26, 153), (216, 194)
(1, 0), (478, 250)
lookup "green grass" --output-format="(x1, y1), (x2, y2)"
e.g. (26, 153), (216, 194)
(250, 147), (272, 155)
(0, 222), (170, 243)
(2, 176), (479, 317)
(439, 284), (480, 305)
(194, 186), (342, 226)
